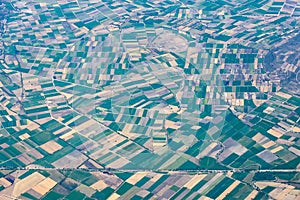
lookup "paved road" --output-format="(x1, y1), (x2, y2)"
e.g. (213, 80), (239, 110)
(1, 166), (300, 174)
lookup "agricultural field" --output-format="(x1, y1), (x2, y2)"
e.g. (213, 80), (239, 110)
(0, 0), (300, 199)
(1, 169), (300, 200)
